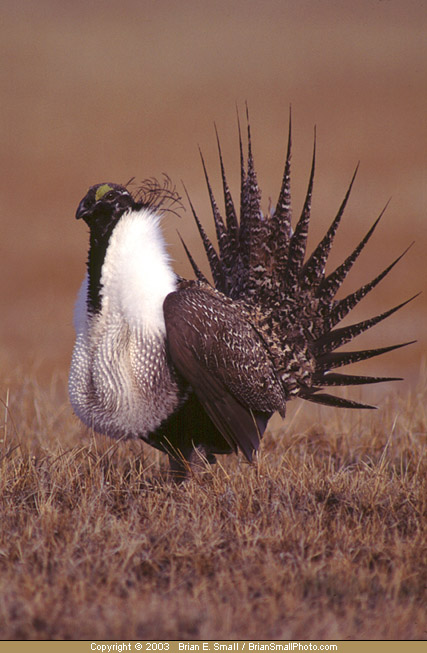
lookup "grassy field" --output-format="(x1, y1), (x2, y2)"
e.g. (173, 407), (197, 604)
(0, 366), (425, 640)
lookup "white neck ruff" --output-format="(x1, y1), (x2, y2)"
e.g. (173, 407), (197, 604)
(97, 207), (177, 334)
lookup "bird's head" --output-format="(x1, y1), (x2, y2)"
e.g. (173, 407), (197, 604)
(76, 183), (138, 234)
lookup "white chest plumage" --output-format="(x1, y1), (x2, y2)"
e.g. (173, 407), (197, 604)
(68, 208), (183, 440)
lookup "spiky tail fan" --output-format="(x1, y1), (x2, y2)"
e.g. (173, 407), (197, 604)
(182, 110), (415, 409)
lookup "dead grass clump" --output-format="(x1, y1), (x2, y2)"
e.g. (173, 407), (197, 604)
(0, 368), (426, 640)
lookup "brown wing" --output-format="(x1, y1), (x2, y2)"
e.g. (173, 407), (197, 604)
(163, 283), (286, 461)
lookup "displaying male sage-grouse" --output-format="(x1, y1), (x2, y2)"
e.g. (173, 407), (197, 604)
(69, 116), (414, 476)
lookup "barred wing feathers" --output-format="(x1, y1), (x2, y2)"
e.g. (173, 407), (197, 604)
(164, 283), (286, 461)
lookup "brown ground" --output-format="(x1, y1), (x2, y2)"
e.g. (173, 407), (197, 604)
(0, 0), (426, 641)
(0, 366), (426, 640)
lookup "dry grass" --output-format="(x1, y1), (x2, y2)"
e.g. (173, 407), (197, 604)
(0, 367), (425, 641)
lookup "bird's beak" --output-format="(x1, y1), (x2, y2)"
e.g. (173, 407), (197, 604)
(75, 198), (89, 220)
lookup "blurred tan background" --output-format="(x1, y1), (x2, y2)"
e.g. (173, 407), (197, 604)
(1, 0), (425, 392)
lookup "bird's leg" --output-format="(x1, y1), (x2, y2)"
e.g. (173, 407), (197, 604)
(168, 445), (217, 482)
(188, 445), (217, 468)
(168, 453), (190, 483)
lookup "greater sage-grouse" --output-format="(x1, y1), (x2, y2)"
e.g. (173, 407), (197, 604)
(69, 117), (414, 476)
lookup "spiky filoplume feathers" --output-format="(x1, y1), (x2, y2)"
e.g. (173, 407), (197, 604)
(69, 115), (414, 475)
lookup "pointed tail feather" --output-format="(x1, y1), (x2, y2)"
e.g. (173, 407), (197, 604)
(271, 109), (293, 253)
(317, 340), (415, 372)
(315, 293), (418, 354)
(183, 184), (226, 290)
(199, 147), (232, 272)
(314, 372), (403, 386)
(283, 132), (316, 293)
(301, 163), (359, 289)
(214, 124), (239, 249)
(300, 391), (377, 409)
(319, 202), (390, 304)
(237, 107), (248, 234)
(178, 233), (209, 283)
(238, 111), (264, 275)
(326, 245), (414, 330)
